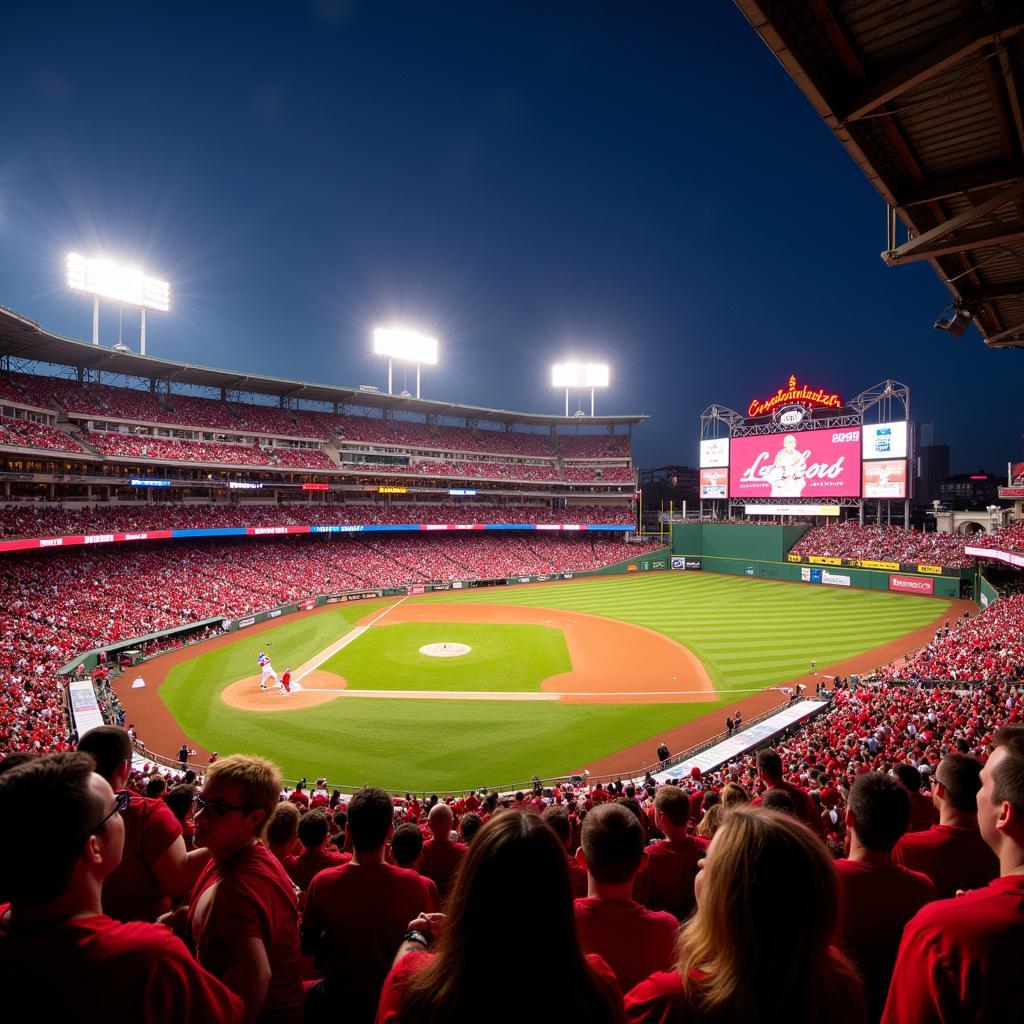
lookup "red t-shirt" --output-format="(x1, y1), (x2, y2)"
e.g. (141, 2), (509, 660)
(376, 950), (624, 1023)
(753, 782), (824, 838)
(574, 897), (679, 993)
(104, 791), (182, 922)
(893, 823), (999, 899)
(283, 846), (350, 891)
(640, 837), (708, 920)
(0, 910), (244, 1023)
(302, 860), (433, 998)
(882, 874), (1024, 1024)
(906, 791), (939, 833)
(190, 843), (304, 1024)
(834, 858), (936, 1014)
(418, 838), (467, 901)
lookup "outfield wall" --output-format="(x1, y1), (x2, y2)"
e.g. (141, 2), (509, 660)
(671, 524), (964, 599)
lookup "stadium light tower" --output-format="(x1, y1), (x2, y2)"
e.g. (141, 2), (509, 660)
(551, 362), (610, 417)
(66, 253), (170, 354)
(373, 326), (438, 398)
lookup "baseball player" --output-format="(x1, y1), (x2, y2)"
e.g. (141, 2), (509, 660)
(257, 651), (279, 690)
(279, 667), (292, 696)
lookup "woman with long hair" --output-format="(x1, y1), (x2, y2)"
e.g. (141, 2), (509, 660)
(626, 808), (865, 1024)
(377, 810), (622, 1023)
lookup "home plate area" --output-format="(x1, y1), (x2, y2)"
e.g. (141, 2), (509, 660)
(419, 642), (472, 657)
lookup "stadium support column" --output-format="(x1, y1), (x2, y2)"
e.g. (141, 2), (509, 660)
(904, 498), (910, 531)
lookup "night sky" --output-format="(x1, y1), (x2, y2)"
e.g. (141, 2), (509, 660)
(0, 2), (1017, 473)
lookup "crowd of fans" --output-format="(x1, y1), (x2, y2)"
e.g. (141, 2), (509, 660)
(81, 432), (277, 465)
(791, 522), (974, 567)
(0, 502), (635, 539)
(968, 520), (1024, 556)
(0, 415), (88, 454)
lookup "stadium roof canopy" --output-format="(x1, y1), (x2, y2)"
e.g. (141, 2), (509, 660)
(734, 0), (1024, 349)
(0, 307), (646, 428)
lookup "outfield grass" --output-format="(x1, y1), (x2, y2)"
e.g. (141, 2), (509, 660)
(318, 622), (570, 691)
(159, 574), (949, 790)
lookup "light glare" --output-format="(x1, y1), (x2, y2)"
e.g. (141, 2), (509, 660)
(373, 326), (438, 364)
(551, 362), (610, 388)
(66, 253), (170, 312)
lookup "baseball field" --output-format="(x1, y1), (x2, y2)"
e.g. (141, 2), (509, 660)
(129, 573), (954, 790)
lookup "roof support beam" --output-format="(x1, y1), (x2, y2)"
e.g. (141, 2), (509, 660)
(841, 12), (1024, 122)
(895, 159), (1024, 206)
(984, 321), (1024, 345)
(959, 278), (1024, 301)
(883, 179), (1024, 264)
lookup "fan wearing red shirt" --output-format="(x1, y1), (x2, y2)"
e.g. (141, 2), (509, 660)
(0, 752), (244, 1023)
(751, 747), (825, 838)
(77, 725), (210, 921)
(189, 754), (304, 1024)
(893, 764), (940, 833)
(884, 726), (1024, 1024)
(893, 753), (999, 898)
(389, 823), (441, 911)
(543, 804), (589, 898)
(302, 787), (435, 1024)
(418, 801), (467, 902)
(377, 811), (623, 1023)
(575, 803), (679, 993)
(639, 786), (708, 921)
(834, 772), (936, 1020)
(625, 808), (865, 1024)
(283, 810), (349, 891)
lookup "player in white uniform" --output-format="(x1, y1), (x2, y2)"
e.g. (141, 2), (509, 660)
(257, 651), (279, 690)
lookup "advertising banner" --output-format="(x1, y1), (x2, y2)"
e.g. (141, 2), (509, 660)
(855, 559), (901, 571)
(700, 467), (728, 499)
(965, 546), (1024, 569)
(699, 438), (730, 468)
(889, 574), (935, 595)
(862, 421), (908, 460)
(730, 429), (861, 498)
(807, 555), (842, 566)
(743, 504), (842, 516)
(916, 564), (943, 575)
(821, 570), (851, 586)
(863, 459), (907, 499)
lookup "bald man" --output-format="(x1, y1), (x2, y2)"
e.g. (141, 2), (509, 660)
(416, 802), (468, 902)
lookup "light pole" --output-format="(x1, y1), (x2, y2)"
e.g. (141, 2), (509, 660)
(551, 362), (610, 417)
(373, 327), (438, 398)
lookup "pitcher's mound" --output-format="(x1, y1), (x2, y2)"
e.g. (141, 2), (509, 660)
(419, 642), (472, 658)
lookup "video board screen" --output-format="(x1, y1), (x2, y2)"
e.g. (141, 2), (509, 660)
(863, 459), (907, 499)
(699, 467), (728, 499)
(729, 428), (861, 499)
(700, 438), (729, 468)
(862, 421), (908, 460)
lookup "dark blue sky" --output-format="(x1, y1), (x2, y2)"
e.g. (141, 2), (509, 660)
(0, 1), (1017, 472)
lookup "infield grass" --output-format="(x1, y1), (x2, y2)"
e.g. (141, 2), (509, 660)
(159, 574), (949, 790)
(318, 622), (570, 691)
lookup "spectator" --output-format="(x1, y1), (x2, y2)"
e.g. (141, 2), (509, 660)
(283, 809), (349, 891)
(390, 823), (441, 911)
(418, 802), (468, 902)
(0, 752), (244, 1023)
(834, 773), (936, 1019)
(893, 763), (939, 833)
(165, 783), (198, 851)
(884, 725), (1024, 1023)
(458, 811), (482, 845)
(720, 783), (749, 808)
(377, 811), (623, 1022)
(264, 801), (301, 865)
(189, 754), (304, 1023)
(575, 803), (679, 992)
(759, 788), (797, 816)
(893, 753), (999, 898)
(77, 725), (209, 922)
(542, 804), (589, 898)
(302, 786), (434, 1024)
(625, 808), (865, 1023)
(752, 747), (825, 837)
(695, 803), (723, 840)
(638, 787), (708, 921)
(656, 741), (670, 764)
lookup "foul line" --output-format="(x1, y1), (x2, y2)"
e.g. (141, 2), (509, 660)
(296, 686), (782, 701)
(292, 597), (407, 685)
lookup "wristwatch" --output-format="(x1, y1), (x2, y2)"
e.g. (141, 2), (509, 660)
(403, 929), (431, 949)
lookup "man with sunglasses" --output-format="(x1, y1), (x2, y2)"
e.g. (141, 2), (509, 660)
(77, 725), (211, 922)
(0, 752), (243, 1022)
(189, 753), (304, 1023)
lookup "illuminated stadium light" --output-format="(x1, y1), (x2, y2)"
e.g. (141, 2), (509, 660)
(65, 253), (170, 354)
(373, 326), (438, 397)
(551, 362), (610, 416)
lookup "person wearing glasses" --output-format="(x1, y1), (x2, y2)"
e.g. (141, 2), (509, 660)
(0, 752), (244, 1023)
(77, 726), (211, 923)
(189, 753), (304, 1024)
